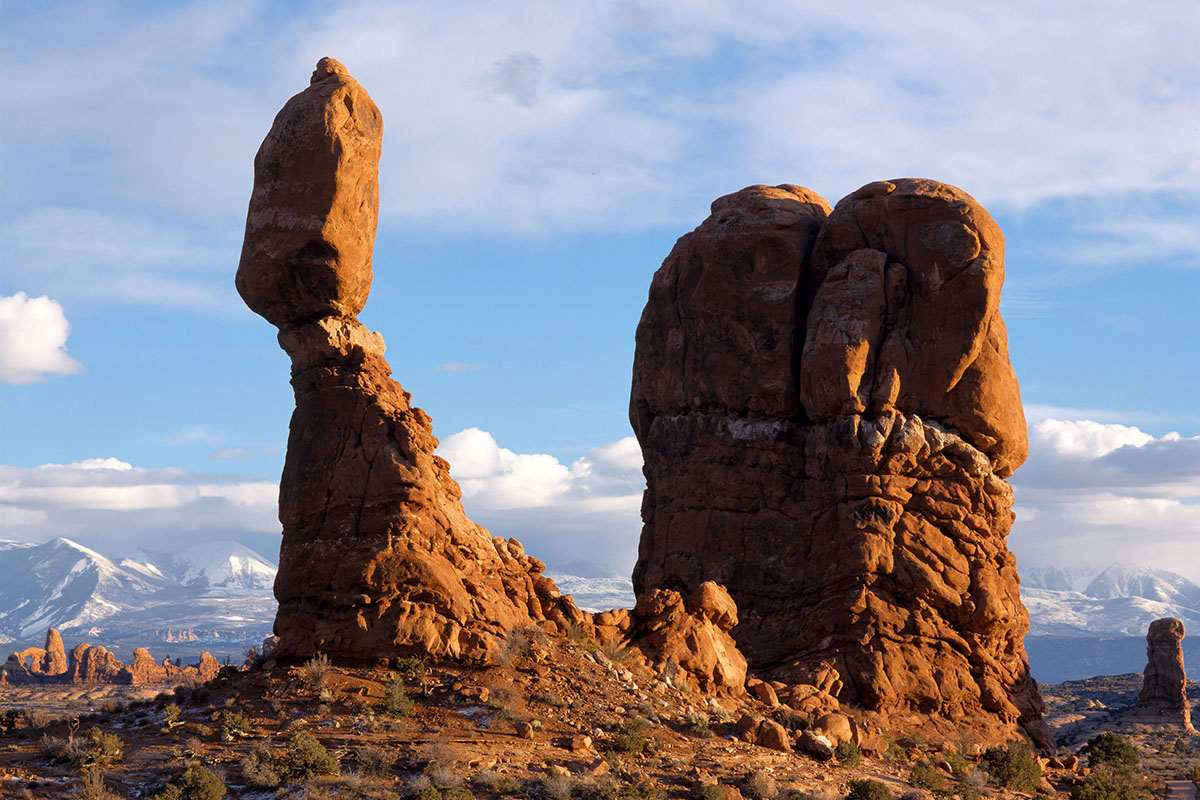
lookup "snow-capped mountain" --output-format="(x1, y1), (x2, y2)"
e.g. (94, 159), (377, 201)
(546, 573), (635, 613)
(1021, 561), (1200, 637)
(0, 538), (175, 639)
(140, 541), (276, 592)
(0, 538), (277, 645)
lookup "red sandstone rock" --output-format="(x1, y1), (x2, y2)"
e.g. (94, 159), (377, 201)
(624, 582), (747, 693)
(238, 60), (585, 664)
(1136, 617), (1193, 731)
(631, 180), (1050, 751)
(8, 627), (67, 677)
(236, 57), (382, 327)
(65, 644), (129, 685)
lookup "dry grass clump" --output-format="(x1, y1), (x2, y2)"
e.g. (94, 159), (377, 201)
(301, 652), (332, 689)
(744, 769), (778, 800)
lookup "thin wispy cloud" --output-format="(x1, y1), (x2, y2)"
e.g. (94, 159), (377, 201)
(434, 362), (486, 373)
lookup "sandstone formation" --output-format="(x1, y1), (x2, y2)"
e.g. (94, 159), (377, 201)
(8, 627), (67, 677)
(2, 628), (219, 687)
(1135, 617), (1194, 731)
(238, 59), (586, 664)
(631, 179), (1051, 749)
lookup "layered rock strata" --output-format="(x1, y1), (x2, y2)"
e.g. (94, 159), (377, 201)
(237, 59), (585, 663)
(631, 180), (1050, 748)
(1135, 617), (1194, 731)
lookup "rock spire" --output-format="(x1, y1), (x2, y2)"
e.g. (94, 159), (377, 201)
(236, 59), (585, 663)
(1136, 617), (1194, 731)
(631, 180), (1051, 749)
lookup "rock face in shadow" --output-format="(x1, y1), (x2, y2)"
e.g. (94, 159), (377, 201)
(631, 180), (1050, 749)
(1136, 617), (1194, 731)
(238, 59), (585, 664)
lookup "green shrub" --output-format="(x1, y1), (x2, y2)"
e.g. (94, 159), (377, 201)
(394, 657), (427, 684)
(845, 779), (893, 800)
(618, 785), (663, 800)
(385, 676), (415, 717)
(982, 740), (1041, 792)
(1069, 771), (1150, 800)
(1171, 737), (1189, 755)
(1082, 732), (1139, 774)
(609, 718), (650, 755)
(836, 740), (863, 768)
(219, 711), (253, 738)
(282, 731), (338, 778)
(153, 766), (226, 800)
(692, 783), (729, 800)
(908, 763), (945, 791)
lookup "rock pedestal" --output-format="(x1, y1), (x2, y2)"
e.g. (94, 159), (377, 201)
(238, 59), (585, 663)
(631, 180), (1051, 749)
(1136, 617), (1194, 731)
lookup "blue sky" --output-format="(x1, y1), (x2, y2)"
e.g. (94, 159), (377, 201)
(1, 0), (1198, 581)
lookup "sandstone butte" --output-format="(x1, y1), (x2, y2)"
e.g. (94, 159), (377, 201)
(1134, 617), (1195, 732)
(236, 59), (742, 685)
(2, 627), (219, 687)
(630, 181), (1052, 750)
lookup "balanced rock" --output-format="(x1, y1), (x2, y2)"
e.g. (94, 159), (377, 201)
(631, 179), (1050, 749)
(239, 60), (584, 663)
(1136, 617), (1193, 730)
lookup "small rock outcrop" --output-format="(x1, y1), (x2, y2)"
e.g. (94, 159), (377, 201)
(631, 180), (1050, 749)
(237, 59), (585, 663)
(1136, 617), (1194, 731)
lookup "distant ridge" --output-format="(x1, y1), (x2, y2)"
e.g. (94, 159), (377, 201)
(0, 538), (277, 644)
(1021, 561), (1200, 637)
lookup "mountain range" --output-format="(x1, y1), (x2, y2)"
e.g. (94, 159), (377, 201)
(3, 538), (1198, 682)
(0, 538), (277, 649)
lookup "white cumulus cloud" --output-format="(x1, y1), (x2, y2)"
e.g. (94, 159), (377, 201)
(1010, 417), (1200, 582)
(0, 292), (82, 384)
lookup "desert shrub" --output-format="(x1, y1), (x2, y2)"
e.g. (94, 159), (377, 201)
(1082, 732), (1139, 774)
(282, 731), (338, 778)
(163, 704), (182, 728)
(745, 769), (778, 800)
(845, 779), (893, 800)
(982, 740), (1041, 792)
(1172, 737), (1190, 755)
(153, 765), (226, 800)
(219, 711), (253, 738)
(908, 763), (944, 791)
(1, 709), (23, 732)
(239, 745), (280, 787)
(45, 727), (124, 771)
(692, 783), (728, 800)
(542, 772), (573, 800)
(473, 768), (519, 794)
(74, 772), (122, 800)
(944, 754), (970, 779)
(394, 657), (427, 684)
(1184, 764), (1200, 782)
(609, 718), (650, 755)
(836, 740), (863, 768)
(356, 744), (393, 776)
(686, 709), (714, 739)
(385, 676), (415, 717)
(1070, 771), (1150, 800)
(301, 652), (331, 688)
(618, 786), (662, 800)
(954, 786), (982, 800)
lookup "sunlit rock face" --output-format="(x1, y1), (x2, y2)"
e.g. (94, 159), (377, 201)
(631, 179), (1051, 750)
(237, 59), (586, 664)
(1137, 617), (1194, 731)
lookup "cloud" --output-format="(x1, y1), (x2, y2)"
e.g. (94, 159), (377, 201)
(481, 52), (544, 108)
(0, 292), (82, 384)
(0, 458), (280, 555)
(437, 428), (644, 576)
(1010, 418), (1200, 582)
